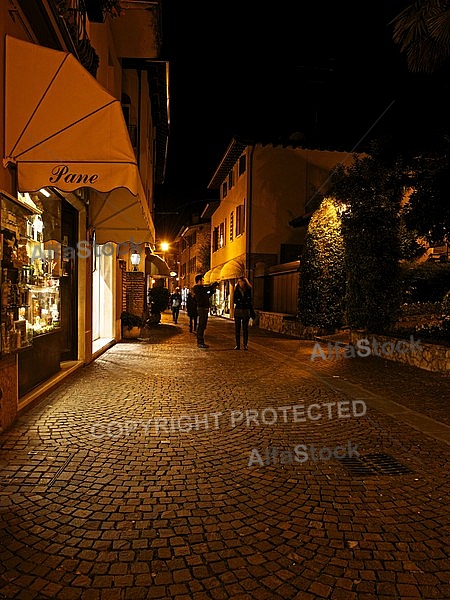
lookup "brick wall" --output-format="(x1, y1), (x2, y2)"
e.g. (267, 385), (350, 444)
(123, 271), (145, 317)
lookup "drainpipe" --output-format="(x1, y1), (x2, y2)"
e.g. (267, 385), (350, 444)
(246, 145), (255, 286)
(137, 68), (142, 166)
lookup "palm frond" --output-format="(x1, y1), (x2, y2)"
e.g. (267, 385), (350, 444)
(390, 0), (450, 72)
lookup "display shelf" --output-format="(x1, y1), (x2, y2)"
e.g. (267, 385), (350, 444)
(28, 281), (60, 336)
(1, 268), (33, 353)
(1, 191), (61, 355)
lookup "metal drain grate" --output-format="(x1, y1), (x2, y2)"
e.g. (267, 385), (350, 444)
(336, 457), (376, 476)
(338, 453), (412, 476)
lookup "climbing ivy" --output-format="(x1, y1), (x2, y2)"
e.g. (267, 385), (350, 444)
(298, 198), (346, 330)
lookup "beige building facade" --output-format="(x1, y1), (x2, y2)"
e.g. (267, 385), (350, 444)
(176, 205), (218, 306)
(0, 0), (168, 430)
(206, 138), (356, 317)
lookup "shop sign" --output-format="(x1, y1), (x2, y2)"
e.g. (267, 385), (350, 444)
(49, 164), (99, 186)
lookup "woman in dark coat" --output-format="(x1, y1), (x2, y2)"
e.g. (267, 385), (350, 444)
(233, 276), (253, 350)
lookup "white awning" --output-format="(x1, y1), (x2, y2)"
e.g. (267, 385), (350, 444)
(3, 35), (154, 244)
(145, 249), (170, 276)
(220, 259), (244, 280)
(203, 266), (221, 284)
(89, 185), (155, 245)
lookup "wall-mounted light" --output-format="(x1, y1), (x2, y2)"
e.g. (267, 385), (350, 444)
(33, 214), (44, 234)
(39, 188), (51, 197)
(131, 252), (141, 271)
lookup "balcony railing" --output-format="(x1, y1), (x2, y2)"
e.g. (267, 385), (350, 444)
(55, 0), (99, 76)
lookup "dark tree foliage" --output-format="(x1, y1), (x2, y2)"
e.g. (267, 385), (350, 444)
(400, 262), (450, 302)
(391, 0), (450, 73)
(330, 153), (403, 332)
(391, 0), (450, 244)
(403, 149), (450, 245)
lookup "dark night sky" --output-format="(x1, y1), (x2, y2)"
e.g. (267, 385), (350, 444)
(154, 0), (450, 240)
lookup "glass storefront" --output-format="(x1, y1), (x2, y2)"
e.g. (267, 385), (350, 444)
(0, 189), (79, 395)
(1, 192), (61, 355)
(92, 238), (114, 348)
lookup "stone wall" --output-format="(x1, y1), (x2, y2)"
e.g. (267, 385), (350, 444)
(257, 311), (325, 339)
(349, 332), (450, 374)
(257, 311), (450, 375)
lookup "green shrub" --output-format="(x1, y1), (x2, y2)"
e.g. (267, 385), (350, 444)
(414, 319), (450, 344)
(400, 263), (450, 303)
(442, 291), (450, 317)
(330, 154), (403, 333)
(400, 301), (441, 316)
(148, 285), (169, 314)
(120, 311), (143, 330)
(389, 318), (450, 345)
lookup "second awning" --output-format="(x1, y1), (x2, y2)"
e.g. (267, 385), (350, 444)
(145, 249), (170, 277)
(89, 184), (155, 245)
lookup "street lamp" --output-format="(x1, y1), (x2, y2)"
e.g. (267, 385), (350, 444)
(131, 252), (141, 271)
(160, 241), (169, 263)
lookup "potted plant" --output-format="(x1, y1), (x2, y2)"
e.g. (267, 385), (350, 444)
(120, 311), (143, 339)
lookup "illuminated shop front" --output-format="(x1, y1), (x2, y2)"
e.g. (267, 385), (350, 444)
(1, 36), (155, 419)
(0, 188), (80, 395)
(91, 234), (115, 353)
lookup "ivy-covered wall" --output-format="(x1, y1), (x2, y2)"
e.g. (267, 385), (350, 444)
(298, 198), (345, 330)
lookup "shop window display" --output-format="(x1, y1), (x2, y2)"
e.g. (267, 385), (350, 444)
(0, 192), (61, 355)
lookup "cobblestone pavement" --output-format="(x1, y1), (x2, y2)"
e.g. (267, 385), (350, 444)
(1, 311), (450, 600)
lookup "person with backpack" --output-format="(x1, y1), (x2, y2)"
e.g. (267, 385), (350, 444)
(170, 287), (182, 324)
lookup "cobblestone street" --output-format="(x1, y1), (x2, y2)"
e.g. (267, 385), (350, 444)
(1, 311), (450, 599)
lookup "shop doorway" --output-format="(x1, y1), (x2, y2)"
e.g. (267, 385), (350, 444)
(92, 239), (114, 348)
(60, 201), (78, 361)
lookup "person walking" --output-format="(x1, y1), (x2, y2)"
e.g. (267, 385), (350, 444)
(233, 276), (253, 350)
(186, 290), (198, 333)
(170, 287), (182, 324)
(192, 274), (218, 348)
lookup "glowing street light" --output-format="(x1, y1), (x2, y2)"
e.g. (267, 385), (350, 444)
(160, 241), (169, 262)
(130, 252), (141, 271)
